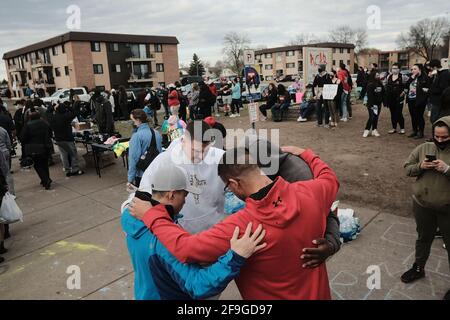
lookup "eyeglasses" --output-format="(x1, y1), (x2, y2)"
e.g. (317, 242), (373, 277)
(224, 181), (230, 192)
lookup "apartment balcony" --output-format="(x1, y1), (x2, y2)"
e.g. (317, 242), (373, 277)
(34, 78), (56, 88)
(128, 72), (155, 83)
(125, 54), (155, 62)
(32, 60), (52, 69)
(9, 65), (26, 73)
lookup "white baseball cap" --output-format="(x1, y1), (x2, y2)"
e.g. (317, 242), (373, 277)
(148, 164), (201, 195)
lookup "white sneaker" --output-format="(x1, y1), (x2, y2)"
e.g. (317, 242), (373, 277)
(372, 129), (381, 137)
(388, 129), (396, 134)
(363, 130), (370, 138)
(400, 129), (406, 134)
(215, 113), (220, 117)
(236, 113), (241, 117)
(341, 118), (348, 122)
(229, 114), (236, 118)
(297, 116), (307, 122)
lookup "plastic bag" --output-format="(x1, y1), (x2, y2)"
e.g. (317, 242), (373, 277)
(337, 208), (360, 243)
(0, 192), (23, 224)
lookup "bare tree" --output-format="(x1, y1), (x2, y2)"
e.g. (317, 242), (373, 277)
(288, 33), (320, 45)
(397, 17), (450, 61)
(329, 25), (368, 52)
(223, 32), (251, 74)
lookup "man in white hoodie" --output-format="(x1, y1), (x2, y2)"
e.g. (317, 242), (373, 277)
(139, 120), (226, 234)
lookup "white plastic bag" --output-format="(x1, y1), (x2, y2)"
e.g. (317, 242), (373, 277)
(0, 192), (23, 223)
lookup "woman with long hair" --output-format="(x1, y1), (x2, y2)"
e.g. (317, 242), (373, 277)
(363, 70), (384, 138)
(405, 64), (430, 139)
(259, 83), (278, 121)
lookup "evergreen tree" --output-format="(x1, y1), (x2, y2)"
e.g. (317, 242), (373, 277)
(189, 54), (206, 76)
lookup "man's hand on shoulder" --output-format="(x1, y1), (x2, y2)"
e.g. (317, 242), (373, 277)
(129, 198), (154, 220)
(301, 238), (334, 269)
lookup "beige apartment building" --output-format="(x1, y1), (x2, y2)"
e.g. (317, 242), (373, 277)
(3, 31), (180, 98)
(357, 49), (427, 72)
(255, 42), (355, 81)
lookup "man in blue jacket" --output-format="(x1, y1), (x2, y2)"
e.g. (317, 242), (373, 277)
(127, 109), (163, 188)
(121, 164), (266, 300)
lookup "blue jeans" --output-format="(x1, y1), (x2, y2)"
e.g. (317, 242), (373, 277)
(300, 101), (316, 118)
(341, 92), (349, 119)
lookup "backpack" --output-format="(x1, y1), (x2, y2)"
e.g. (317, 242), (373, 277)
(136, 126), (160, 172)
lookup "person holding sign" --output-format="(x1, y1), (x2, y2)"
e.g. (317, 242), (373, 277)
(323, 71), (343, 128)
(313, 65), (332, 128)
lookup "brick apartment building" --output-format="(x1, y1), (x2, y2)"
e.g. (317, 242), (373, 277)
(357, 49), (427, 72)
(255, 42), (355, 81)
(3, 31), (180, 98)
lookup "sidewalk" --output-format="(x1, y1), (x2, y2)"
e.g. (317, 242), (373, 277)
(0, 156), (448, 300)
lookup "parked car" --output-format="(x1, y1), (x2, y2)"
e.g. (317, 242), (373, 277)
(41, 87), (91, 105)
(276, 75), (293, 83)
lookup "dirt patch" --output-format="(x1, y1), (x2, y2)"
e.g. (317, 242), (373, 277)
(214, 102), (431, 217)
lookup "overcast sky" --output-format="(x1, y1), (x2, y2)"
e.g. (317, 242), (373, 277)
(1, 0), (449, 80)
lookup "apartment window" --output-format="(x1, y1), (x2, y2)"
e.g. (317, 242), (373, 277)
(286, 63), (295, 68)
(348, 49), (351, 54)
(65, 66), (70, 76)
(339, 48), (344, 53)
(93, 64), (104, 74)
(298, 61), (304, 72)
(333, 60), (336, 66)
(55, 67), (61, 77)
(154, 44), (163, 52)
(340, 60), (344, 65)
(265, 64), (273, 70)
(14, 75), (19, 82)
(130, 44), (148, 59)
(111, 64), (122, 73)
(109, 43), (119, 52)
(347, 60), (351, 66)
(52, 46), (59, 56)
(96, 86), (106, 92)
(91, 42), (101, 52)
(265, 53), (272, 59)
(62, 44), (65, 54)
(286, 50), (295, 57)
(28, 72), (32, 80)
(333, 48), (336, 53)
(156, 63), (164, 72)
(256, 55), (261, 61)
(24, 55), (28, 63)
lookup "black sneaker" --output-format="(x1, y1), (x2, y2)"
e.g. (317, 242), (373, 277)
(0, 247), (8, 255)
(0, 256), (4, 264)
(408, 132), (418, 138)
(401, 263), (425, 283)
(444, 289), (450, 300)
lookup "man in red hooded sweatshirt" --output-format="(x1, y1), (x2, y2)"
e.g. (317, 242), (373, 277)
(130, 146), (339, 300)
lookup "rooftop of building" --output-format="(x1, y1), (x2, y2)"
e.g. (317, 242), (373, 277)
(255, 42), (355, 55)
(3, 31), (179, 60)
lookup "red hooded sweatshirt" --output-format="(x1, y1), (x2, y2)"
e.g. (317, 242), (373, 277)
(141, 150), (339, 300)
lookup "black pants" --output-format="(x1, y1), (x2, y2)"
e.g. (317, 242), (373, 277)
(359, 86), (367, 100)
(259, 103), (274, 117)
(231, 99), (240, 114)
(408, 100), (426, 134)
(316, 99), (329, 125)
(365, 105), (380, 130)
(179, 105), (187, 122)
(32, 154), (51, 186)
(163, 102), (170, 118)
(347, 93), (352, 118)
(388, 101), (405, 130)
(413, 200), (450, 268)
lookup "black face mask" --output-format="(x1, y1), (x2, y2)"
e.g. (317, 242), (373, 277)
(434, 139), (450, 150)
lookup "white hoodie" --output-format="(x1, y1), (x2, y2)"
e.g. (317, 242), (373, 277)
(139, 138), (226, 234)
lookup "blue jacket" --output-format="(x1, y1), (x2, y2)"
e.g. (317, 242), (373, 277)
(128, 124), (162, 183)
(121, 208), (246, 300)
(232, 84), (241, 99)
